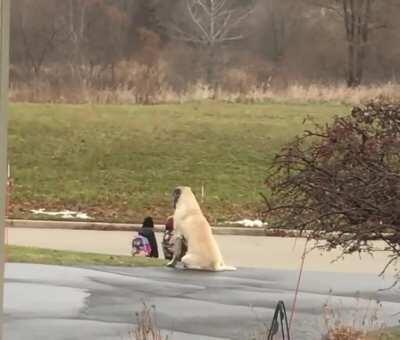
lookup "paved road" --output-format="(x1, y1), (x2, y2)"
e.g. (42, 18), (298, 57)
(4, 263), (400, 340)
(7, 228), (396, 273)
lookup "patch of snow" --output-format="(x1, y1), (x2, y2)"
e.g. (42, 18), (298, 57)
(31, 209), (92, 220)
(226, 219), (268, 228)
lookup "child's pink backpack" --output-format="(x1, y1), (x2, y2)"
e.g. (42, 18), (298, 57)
(131, 235), (151, 256)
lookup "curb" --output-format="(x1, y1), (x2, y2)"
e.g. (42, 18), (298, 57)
(4, 219), (304, 237)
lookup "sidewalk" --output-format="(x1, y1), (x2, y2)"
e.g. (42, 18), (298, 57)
(5, 218), (278, 236)
(7, 227), (395, 274)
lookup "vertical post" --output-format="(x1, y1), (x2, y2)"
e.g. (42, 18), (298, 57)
(0, 0), (9, 338)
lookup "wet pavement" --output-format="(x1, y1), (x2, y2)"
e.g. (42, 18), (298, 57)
(4, 263), (400, 340)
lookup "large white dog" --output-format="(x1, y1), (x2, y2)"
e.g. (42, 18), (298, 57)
(168, 186), (236, 271)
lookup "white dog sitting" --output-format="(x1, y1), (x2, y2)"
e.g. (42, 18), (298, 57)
(167, 186), (236, 272)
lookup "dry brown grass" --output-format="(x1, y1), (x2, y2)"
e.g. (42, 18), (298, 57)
(129, 303), (168, 340)
(322, 297), (386, 340)
(11, 81), (400, 105)
(325, 326), (367, 340)
(128, 299), (395, 340)
(9, 61), (400, 105)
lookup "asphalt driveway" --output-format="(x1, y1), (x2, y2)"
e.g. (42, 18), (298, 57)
(4, 263), (400, 340)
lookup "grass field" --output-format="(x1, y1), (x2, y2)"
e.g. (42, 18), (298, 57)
(6, 245), (166, 267)
(8, 101), (348, 223)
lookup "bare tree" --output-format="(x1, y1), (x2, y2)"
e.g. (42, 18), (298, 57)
(8, 0), (400, 96)
(170, 0), (254, 90)
(264, 0), (301, 63)
(313, 0), (386, 87)
(341, 0), (374, 87)
(13, 0), (70, 77)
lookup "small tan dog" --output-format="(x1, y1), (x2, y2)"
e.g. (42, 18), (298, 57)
(167, 186), (236, 271)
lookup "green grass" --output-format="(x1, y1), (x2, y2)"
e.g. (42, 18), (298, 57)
(6, 245), (166, 267)
(8, 101), (348, 222)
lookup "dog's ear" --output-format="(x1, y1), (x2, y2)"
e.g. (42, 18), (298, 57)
(172, 187), (182, 209)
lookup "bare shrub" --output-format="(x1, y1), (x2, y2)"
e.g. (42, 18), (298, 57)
(324, 327), (366, 340)
(161, 43), (203, 93)
(264, 100), (400, 273)
(222, 69), (259, 94)
(322, 297), (384, 340)
(115, 60), (168, 104)
(129, 303), (167, 340)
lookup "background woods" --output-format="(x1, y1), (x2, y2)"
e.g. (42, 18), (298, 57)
(8, 0), (400, 103)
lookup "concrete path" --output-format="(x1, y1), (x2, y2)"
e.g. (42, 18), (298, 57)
(6, 219), (267, 236)
(4, 263), (400, 340)
(7, 228), (396, 274)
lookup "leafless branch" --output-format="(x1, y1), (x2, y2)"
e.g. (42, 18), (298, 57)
(264, 100), (400, 275)
(170, 0), (254, 45)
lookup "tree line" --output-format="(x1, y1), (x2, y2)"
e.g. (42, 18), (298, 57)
(9, 0), (400, 102)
